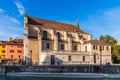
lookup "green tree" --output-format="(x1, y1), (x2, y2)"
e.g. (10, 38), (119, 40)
(99, 35), (120, 63)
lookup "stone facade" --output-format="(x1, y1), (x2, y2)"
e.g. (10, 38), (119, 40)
(24, 15), (111, 65)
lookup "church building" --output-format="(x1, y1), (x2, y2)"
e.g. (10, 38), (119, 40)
(24, 15), (111, 65)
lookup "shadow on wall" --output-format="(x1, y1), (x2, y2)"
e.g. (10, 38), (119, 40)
(25, 54), (63, 66)
(42, 55), (63, 66)
(25, 56), (32, 65)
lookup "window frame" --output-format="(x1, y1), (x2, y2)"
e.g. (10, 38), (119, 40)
(42, 30), (48, 39)
(46, 43), (50, 49)
(61, 44), (64, 50)
(10, 50), (14, 53)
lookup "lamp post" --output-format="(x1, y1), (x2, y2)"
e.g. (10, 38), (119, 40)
(30, 50), (32, 66)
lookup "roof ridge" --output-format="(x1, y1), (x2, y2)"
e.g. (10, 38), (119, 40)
(27, 16), (88, 34)
(28, 16), (78, 27)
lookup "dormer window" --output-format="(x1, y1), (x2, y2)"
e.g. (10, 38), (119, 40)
(42, 30), (48, 38)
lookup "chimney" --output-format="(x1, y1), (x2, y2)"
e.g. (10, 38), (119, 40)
(17, 37), (19, 40)
(10, 37), (12, 42)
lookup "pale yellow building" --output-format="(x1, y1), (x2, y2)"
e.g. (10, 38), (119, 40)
(24, 15), (111, 65)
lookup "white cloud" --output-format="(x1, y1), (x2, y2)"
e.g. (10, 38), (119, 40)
(14, 0), (25, 15)
(0, 8), (4, 13)
(82, 7), (120, 40)
(0, 8), (23, 40)
(10, 18), (20, 25)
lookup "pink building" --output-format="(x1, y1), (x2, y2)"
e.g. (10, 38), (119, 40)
(5, 38), (24, 63)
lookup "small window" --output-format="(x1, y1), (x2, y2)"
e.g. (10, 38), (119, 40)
(61, 44), (64, 50)
(83, 56), (85, 62)
(2, 50), (5, 53)
(74, 46), (77, 50)
(43, 30), (48, 38)
(46, 43), (50, 49)
(10, 50), (14, 53)
(18, 50), (22, 53)
(11, 55), (13, 58)
(68, 55), (71, 61)
(79, 35), (83, 39)
(57, 32), (61, 40)
(17, 45), (22, 48)
(93, 45), (96, 50)
(18, 55), (21, 58)
(106, 46), (109, 51)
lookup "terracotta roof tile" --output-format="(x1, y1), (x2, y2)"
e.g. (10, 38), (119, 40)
(84, 40), (109, 45)
(28, 16), (87, 34)
(6, 39), (23, 45)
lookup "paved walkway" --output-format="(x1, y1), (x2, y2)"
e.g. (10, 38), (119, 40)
(7, 72), (120, 78)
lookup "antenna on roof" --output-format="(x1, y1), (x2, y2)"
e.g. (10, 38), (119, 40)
(76, 15), (79, 28)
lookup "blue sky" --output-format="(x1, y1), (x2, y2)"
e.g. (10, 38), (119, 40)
(0, 0), (120, 42)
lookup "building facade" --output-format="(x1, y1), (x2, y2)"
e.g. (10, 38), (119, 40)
(5, 38), (24, 63)
(24, 15), (111, 65)
(0, 41), (6, 63)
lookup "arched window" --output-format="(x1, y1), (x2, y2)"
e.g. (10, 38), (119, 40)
(57, 32), (61, 40)
(42, 30), (48, 38)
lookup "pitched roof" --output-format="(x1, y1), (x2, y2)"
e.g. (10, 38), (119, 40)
(28, 16), (87, 34)
(84, 40), (109, 45)
(6, 39), (23, 45)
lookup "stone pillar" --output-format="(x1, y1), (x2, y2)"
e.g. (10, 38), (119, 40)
(68, 34), (72, 51)
(64, 31), (68, 41)
(37, 27), (42, 65)
(53, 29), (58, 51)
(76, 33), (79, 42)
(24, 14), (29, 64)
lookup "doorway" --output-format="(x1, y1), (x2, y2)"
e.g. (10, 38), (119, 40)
(94, 55), (96, 64)
(51, 55), (55, 65)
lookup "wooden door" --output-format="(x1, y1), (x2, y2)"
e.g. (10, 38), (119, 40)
(51, 55), (55, 65)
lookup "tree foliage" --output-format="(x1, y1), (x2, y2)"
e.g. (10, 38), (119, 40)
(99, 35), (120, 63)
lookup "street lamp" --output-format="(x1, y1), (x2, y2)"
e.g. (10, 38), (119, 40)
(30, 50), (32, 66)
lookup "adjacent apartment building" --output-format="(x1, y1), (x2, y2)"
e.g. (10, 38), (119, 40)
(5, 38), (24, 63)
(24, 15), (111, 65)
